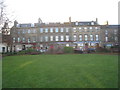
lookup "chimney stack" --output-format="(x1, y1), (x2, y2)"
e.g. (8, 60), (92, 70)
(69, 17), (71, 23)
(96, 18), (98, 24)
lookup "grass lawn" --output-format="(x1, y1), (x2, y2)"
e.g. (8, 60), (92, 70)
(2, 54), (118, 88)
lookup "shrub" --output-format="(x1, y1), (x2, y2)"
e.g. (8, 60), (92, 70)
(17, 50), (26, 55)
(96, 47), (110, 53)
(64, 47), (73, 53)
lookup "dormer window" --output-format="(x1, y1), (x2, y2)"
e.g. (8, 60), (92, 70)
(91, 22), (94, 25)
(75, 22), (78, 25)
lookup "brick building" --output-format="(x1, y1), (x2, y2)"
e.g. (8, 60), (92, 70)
(10, 18), (119, 52)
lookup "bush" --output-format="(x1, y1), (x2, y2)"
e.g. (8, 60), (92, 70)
(17, 50), (26, 55)
(96, 47), (110, 53)
(64, 47), (73, 53)
(17, 48), (41, 55)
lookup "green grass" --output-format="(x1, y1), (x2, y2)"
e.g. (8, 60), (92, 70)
(2, 54), (118, 88)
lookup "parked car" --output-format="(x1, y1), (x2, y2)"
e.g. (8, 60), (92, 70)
(87, 48), (96, 53)
(74, 49), (83, 54)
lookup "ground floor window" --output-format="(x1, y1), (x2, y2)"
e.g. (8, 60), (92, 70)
(66, 44), (69, 47)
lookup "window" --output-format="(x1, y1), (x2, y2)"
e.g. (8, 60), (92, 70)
(75, 22), (78, 25)
(89, 27), (92, 29)
(33, 29), (36, 33)
(28, 38), (30, 43)
(115, 36), (118, 41)
(45, 36), (48, 42)
(55, 36), (59, 41)
(22, 37), (25, 42)
(40, 28), (43, 33)
(73, 35), (77, 41)
(28, 29), (31, 33)
(84, 35), (88, 41)
(45, 28), (48, 33)
(73, 28), (76, 32)
(95, 35), (99, 41)
(18, 31), (20, 34)
(90, 35), (93, 41)
(33, 37), (36, 42)
(50, 36), (53, 41)
(105, 30), (108, 35)
(50, 28), (53, 33)
(73, 27), (76, 29)
(91, 22), (94, 25)
(22, 29), (25, 34)
(79, 35), (82, 41)
(13, 38), (15, 43)
(114, 30), (117, 34)
(18, 37), (20, 42)
(79, 27), (82, 29)
(55, 28), (59, 32)
(66, 28), (69, 32)
(61, 35), (64, 41)
(95, 27), (98, 30)
(84, 27), (87, 29)
(60, 28), (64, 32)
(105, 37), (108, 42)
(66, 44), (69, 47)
(66, 35), (69, 41)
(40, 36), (43, 42)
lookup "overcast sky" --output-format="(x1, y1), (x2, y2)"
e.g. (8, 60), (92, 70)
(4, 0), (119, 25)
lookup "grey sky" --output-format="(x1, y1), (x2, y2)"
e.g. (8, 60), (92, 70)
(5, 0), (119, 25)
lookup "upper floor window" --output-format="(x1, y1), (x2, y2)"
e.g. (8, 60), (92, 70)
(18, 37), (20, 42)
(91, 22), (94, 25)
(45, 36), (48, 42)
(73, 27), (76, 30)
(84, 34), (88, 41)
(95, 35), (99, 41)
(84, 27), (87, 30)
(66, 35), (69, 41)
(66, 28), (69, 32)
(55, 36), (59, 41)
(60, 28), (64, 32)
(79, 35), (82, 41)
(55, 28), (59, 32)
(50, 36), (53, 41)
(32, 37), (36, 42)
(90, 35), (94, 41)
(45, 28), (48, 33)
(105, 30), (108, 35)
(114, 29), (117, 34)
(33, 29), (36, 33)
(40, 36), (43, 42)
(40, 28), (43, 33)
(28, 29), (31, 33)
(115, 36), (118, 41)
(73, 35), (77, 41)
(22, 29), (25, 34)
(105, 37), (108, 42)
(13, 37), (15, 43)
(95, 27), (98, 30)
(61, 35), (64, 41)
(75, 22), (78, 25)
(50, 28), (53, 33)
(28, 38), (30, 43)
(18, 31), (20, 34)
(22, 37), (25, 42)
(90, 27), (92, 29)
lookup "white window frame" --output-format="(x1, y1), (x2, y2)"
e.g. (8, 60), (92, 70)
(61, 35), (64, 41)
(66, 35), (69, 41)
(55, 36), (59, 41)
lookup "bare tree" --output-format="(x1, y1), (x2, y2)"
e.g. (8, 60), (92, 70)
(0, 0), (6, 29)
